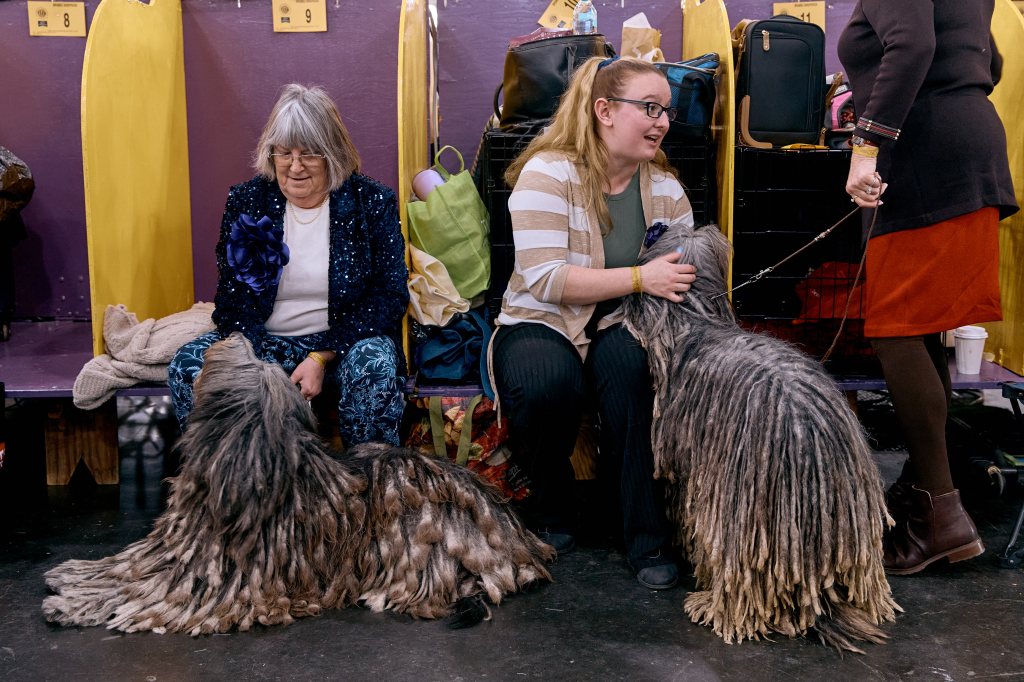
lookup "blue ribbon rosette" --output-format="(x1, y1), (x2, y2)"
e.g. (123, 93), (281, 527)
(226, 213), (290, 293)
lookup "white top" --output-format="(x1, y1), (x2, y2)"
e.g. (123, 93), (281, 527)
(264, 200), (331, 336)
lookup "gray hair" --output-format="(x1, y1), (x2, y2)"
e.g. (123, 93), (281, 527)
(252, 83), (361, 190)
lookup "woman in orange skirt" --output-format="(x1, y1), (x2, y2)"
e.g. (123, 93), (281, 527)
(838, 0), (1018, 575)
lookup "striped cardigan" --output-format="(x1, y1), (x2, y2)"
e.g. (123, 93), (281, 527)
(495, 151), (694, 360)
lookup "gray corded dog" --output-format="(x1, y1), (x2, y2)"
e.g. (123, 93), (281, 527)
(622, 223), (899, 653)
(42, 333), (553, 635)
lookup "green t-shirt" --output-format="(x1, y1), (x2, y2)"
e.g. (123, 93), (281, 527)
(593, 168), (646, 322)
(603, 168), (645, 269)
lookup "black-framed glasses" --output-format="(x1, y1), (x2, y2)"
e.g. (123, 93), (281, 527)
(270, 150), (327, 167)
(606, 98), (678, 122)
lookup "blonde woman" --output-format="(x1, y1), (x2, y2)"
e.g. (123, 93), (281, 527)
(491, 57), (696, 589)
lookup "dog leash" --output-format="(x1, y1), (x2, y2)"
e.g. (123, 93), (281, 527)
(706, 203), (880, 364)
(710, 205), (861, 302)
(820, 206), (878, 363)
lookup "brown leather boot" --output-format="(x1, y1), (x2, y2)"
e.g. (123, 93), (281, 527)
(884, 486), (985, 575)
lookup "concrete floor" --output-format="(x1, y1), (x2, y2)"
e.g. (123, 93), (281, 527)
(1, 394), (1023, 681)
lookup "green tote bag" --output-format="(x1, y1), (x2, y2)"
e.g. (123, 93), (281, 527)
(407, 146), (490, 299)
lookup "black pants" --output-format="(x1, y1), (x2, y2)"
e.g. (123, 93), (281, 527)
(492, 322), (668, 560)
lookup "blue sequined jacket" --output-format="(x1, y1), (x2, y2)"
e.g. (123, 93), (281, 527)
(212, 174), (409, 361)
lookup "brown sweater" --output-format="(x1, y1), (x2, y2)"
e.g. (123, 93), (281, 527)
(837, 0), (1018, 236)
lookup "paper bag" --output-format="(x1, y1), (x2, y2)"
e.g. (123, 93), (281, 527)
(621, 12), (664, 62)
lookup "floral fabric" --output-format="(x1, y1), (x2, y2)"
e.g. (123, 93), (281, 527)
(168, 331), (403, 445)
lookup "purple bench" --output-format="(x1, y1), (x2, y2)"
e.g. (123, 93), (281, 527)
(0, 321), (169, 486)
(4, 320), (1021, 487)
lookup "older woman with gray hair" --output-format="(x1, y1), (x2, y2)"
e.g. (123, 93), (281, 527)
(168, 83), (409, 445)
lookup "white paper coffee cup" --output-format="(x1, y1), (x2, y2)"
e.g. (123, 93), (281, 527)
(953, 325), (988, 375)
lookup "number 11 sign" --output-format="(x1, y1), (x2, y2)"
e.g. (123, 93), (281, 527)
(772, 1), (825, 32)
(273, 0), (327, 33)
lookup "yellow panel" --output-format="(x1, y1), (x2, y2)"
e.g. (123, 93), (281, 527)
(681, 0), (735, 285)
(397, 0), (429, 365)
(984, 0), (1024, 374)
(82, 0), (193, 356)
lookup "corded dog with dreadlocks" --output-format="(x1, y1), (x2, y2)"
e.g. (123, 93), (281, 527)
(621, 222), (899, 653)
(42, 334), (553, 635)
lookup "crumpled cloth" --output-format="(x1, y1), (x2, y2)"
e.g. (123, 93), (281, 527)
(407, 244), (470, 326)
(73, 302), (215, 409)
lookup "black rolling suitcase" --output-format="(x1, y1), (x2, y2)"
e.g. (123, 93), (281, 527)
(733, 15), (825, 148)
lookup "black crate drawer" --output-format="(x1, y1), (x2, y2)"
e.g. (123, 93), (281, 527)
(734, 272), (864, 319)
(735, 147), (851, 192)
(732, 276), (805, 319)
(731, 227), (863, 275)
(734, 188), (859, 235)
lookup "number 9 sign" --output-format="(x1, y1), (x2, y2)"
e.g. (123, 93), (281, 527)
(273, 0), (327, 33)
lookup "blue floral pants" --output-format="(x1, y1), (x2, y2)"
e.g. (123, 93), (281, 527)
(168, 331), (404, 446)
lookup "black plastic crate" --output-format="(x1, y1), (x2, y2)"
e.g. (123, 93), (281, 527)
(662, 138), (715, 193)
(731, 146), (871, 367)
(479, 127), (541, 194)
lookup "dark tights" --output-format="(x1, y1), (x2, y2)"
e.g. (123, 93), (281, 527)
(870, 333), (954, 494)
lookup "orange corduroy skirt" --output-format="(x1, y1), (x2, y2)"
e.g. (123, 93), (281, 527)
(864, 207), (1002, 338)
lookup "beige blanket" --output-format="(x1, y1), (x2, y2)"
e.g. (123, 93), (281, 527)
(72, 303), (215, 409)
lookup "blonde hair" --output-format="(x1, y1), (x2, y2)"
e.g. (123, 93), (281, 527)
(503, 57), (677, 232)
(252, 83), (361, 191)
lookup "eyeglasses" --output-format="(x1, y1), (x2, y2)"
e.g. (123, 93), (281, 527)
(270, 151), (327, 167)
(606, 98), (678, 122)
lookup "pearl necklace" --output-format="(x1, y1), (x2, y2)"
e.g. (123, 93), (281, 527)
(287, 195), (329, 225)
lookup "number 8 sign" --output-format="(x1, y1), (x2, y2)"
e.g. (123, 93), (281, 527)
(27, 1), (87, 37)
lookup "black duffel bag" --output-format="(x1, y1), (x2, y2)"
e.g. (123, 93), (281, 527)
(494, 29), (615, 130)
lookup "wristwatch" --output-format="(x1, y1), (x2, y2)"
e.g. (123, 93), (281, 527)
(851, 135), (878, 147)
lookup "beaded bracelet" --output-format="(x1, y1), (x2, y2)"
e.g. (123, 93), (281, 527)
(631, 266), (643, 294)
(308, 351), (328, 369)
(857, 117), (900, 141)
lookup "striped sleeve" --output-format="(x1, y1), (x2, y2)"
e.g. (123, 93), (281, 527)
(650, 171), (695, 230)
(507, 155), (577, 304)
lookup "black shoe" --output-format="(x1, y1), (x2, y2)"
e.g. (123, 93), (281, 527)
(630, 550), (678, 590)
(534, 529), (576, 554)
(636, 564), (678, 590)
